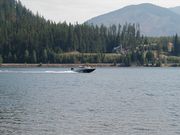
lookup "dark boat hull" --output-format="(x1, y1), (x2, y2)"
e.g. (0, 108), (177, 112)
(75, 68), (95, 73)
(71, 67), (96, 73)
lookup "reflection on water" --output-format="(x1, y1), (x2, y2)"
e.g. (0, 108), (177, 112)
(0, 67), (180, 135)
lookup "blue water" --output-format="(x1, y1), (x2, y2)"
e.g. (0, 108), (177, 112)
(0, 67), (180, 135)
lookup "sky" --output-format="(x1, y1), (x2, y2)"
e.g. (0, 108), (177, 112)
(20, 0), (180, 24)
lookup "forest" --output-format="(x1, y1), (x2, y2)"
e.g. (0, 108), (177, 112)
(0, 0), (180, 66)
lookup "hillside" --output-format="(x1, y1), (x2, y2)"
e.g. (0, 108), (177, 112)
(86, 3), (180, 36)
(170, 6), (180, 15)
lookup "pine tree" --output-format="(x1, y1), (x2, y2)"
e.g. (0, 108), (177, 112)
(174, 34), (180, 56)
(32, 50), (37, 63)
(146, 51), (154, 65)
(0, 55), (3, 64)
(24, 49), (29, 63)
(43, 49), (48, 63)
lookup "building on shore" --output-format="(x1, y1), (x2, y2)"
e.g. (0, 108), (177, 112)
(167, 42), (174, 53)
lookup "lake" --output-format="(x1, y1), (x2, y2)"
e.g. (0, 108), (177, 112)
(0, 67), (180, 135)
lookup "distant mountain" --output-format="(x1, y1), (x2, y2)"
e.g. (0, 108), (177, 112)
(170, 6), (180, 15)
(86, 3), (180, 36)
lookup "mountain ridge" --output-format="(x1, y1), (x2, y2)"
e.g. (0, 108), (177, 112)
(86, 3), (180, 36)
(169, 6), (180, 15)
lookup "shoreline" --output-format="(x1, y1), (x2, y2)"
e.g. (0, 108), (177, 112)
(0, 63), (116, 68)
(0, 63), (180, 68)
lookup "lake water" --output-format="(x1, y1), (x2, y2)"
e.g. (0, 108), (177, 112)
(0, 67), (180, 135)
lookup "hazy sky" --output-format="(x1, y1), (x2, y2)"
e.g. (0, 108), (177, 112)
(20, 0), (180, 23)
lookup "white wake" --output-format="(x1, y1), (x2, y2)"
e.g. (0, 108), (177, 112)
(0, 70), (77, 74)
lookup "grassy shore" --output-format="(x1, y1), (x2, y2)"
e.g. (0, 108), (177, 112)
(1, 62), (180, 68)
(0, 63), (116, 68)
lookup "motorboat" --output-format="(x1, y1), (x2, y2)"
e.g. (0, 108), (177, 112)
(71, 66), (96, 73)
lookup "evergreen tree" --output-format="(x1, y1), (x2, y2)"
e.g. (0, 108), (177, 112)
(8, 52), (12, 63)
(174, 34), (180, 56)
(146, 51), (154, 65)
(32, 50), (37, 63)
(0, 55), (3, 64)
(13, 54), (17, 63)
(43, 49), (48, 63)
(24, 49), (29, 63)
